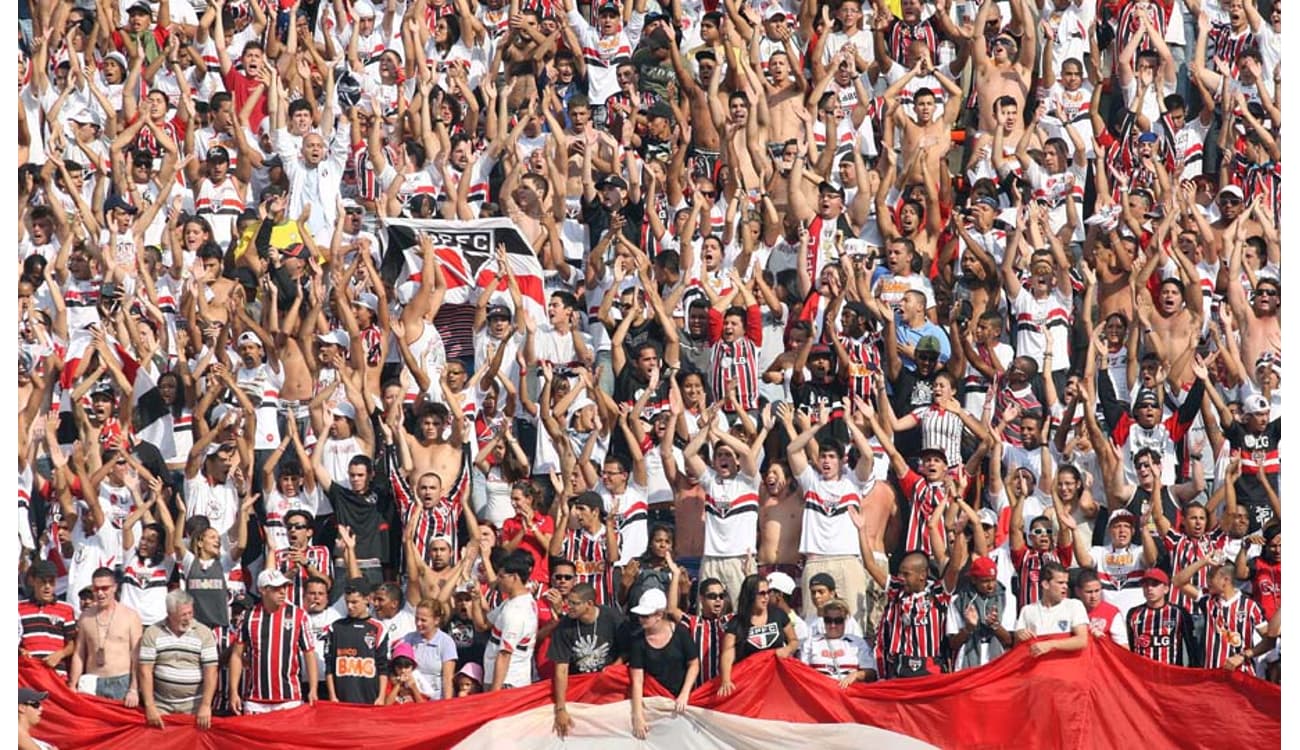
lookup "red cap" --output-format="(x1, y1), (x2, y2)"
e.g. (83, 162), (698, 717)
(1141, 568), (1169, 585)
(968, 556), (998, 580)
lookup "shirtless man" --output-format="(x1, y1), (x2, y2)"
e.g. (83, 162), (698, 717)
(1086, 231), (1138, 322)
(708, 34), (767, 191)
(884, 57), (965, 184)
(757, 462), (803, 571)
(403, 492), (476, 604)
(1133, 216), (1205, 383)
(69, 568), (143, 706)
(666, 38), (722, 169)
(406, 390), (474, 531)
(970, 0), (1036, 139)
(751, 20), (807, 144)
(1226, 257), (1280, 371)
(559, 97), (619, 198)
(184, 244), (241, 328)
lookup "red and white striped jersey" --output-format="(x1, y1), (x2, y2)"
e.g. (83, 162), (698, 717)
(237, 602), (316, 704)
(273, 546), (334, 610)
(898, 469), (944, 556)
(683, 613), (731, 687)
(1196, 591), (1264, 672)
(1010, 545), (1074, 607)
(557, 527), (614, 605)
(1163, 529), (1227, 611)
(875, 577), (951, 677)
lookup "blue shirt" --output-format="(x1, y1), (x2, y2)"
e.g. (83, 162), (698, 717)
(896, 322), (952, 372)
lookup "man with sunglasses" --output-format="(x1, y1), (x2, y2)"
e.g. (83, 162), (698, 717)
(271, 510), (334, 609)
(801, 598), (876, 686)
(69, 567), (143, 706)
(1225, 265), (1280, 391)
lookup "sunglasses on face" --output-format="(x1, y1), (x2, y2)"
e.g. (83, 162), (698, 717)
(553, 574), (575, 581)
(1029, 528), (1053, 536)
(1254, 289), (1278, 297)
(823, 616), (846, 625)
(701, 591), (726, 600)
(286, 524), (309, 531)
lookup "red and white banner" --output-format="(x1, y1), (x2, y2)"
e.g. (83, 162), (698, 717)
(18, 638), (1280, 749)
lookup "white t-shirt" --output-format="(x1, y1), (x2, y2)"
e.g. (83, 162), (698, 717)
(699, 468), (761, 558)
(1014, 597), (1088, 636)
(482, 593), (538, 688)
(796, 466), (867, 558)
(800, 633), (876, 679)
(597, 479), (648, 567)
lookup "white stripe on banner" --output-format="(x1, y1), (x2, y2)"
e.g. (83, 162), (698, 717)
(453, 697), (940, 750)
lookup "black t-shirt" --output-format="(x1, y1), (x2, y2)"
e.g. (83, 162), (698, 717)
(627, 624), (699, 695)
(725, 607), (791, 662)
(326, 483), (384, 562)
(790, 377), (850, 446)
(323, 616), (389, 704)
(547, 605), (626, 674)
(613, 366), (671, 409)
(582, 197), (646, 250)
(889, 369), (939, 458)
(447, 614), (488, 669)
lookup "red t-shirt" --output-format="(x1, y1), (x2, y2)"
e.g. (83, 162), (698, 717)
(224, 68), (268, 132)
(500, 512), (554, 584)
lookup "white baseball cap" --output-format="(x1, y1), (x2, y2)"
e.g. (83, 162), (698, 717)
(317, 329), (351, 349)
(332, 401), (358, 421)
(766, 571), (796, 596)
(257, 568), (291, 589)
(630, 588), (668, 615)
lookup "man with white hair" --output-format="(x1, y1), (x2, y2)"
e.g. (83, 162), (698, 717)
(139, 590), (219, 728)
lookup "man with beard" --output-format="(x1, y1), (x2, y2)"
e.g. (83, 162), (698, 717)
(790, 340), (849, 448)
(1131, 240), (1205, 385)
(549, 583), (626, 737)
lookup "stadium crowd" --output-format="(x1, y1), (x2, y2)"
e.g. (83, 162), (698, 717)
(14, 0), (1282, 743)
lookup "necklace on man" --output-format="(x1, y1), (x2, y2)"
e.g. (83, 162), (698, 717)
(94, 605), (116, 667)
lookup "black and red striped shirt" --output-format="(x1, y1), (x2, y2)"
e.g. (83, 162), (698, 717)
(1196, 592), (1265, 672)
(1163, 529), (1227, 611)
(237, 602), (316, 704)
(273, 546), (334, 610)
(1011, 545), (1074, 608)
(682, 613), (731, 687)
(1126, 602), (1194, 666)
(875, 576), (951, 678)
(557, 527), (614, 605)
(18, 598), (78, 674)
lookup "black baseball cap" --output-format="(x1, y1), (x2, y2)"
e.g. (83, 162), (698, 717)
(27, 560), (57, 580)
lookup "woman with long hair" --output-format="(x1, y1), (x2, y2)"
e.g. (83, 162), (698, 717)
(120, 476), (178, 627)
(500, 480), (553, 585)
(627, 589), (699, 739)
(716, 573), (799, 696)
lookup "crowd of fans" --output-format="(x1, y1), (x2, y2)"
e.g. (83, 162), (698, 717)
(15, 0), (1282, 743)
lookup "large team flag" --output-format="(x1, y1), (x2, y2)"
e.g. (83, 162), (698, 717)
(18, 637), (1280, 749)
